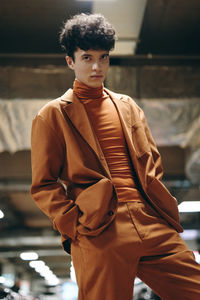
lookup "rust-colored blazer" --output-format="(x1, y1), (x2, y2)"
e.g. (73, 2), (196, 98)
(31, 88), (183, 253)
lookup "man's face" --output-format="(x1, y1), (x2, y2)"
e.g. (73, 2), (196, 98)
(66, 48), (110, 88)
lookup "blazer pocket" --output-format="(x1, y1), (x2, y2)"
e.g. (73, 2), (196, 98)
(75, 178), (116, 231)
(147, 178), (180, 223)
(132, 122), (151, 157)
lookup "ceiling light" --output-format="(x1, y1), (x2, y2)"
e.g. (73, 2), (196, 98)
(193, 251), (200, 264)
(35, 265), (50, 274)
(29, 260), (60, 285)
(180, 229), (198, 240)
(0, 209), (4, 219)
(70, 262), (77, 283)
(29, 260), (45, 268)
(20, 252), (38, 261)
(46, 276), (60, 286)
(178, 201), (200, 213)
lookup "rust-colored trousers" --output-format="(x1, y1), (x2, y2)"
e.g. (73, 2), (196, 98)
(71, 201), (200, 300)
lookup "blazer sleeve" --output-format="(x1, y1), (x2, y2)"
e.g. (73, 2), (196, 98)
(31, 115), (79, 241)
(138, 107), (164, 180)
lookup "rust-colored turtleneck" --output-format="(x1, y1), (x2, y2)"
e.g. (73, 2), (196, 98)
(73, 79), (143, 202)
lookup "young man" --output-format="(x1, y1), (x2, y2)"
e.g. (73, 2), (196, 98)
(31, 13), (200, 300)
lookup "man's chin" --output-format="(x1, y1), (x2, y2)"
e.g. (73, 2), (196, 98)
(88, 79), (104, 88)
(78, 78), (104, 88)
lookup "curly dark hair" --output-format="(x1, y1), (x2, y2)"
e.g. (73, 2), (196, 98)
(59, 13), (116, 60)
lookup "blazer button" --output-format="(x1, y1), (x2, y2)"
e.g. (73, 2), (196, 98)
(108, 210), (114, 216)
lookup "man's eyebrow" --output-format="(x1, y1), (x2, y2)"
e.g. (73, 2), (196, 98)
(81, 53), (92, 57)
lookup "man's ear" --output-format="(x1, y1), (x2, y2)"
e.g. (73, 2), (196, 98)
(65, 56), (74, 70)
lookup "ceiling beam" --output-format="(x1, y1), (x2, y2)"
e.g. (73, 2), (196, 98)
(0, 236), (61, 247)
(0, 249), (67, 259)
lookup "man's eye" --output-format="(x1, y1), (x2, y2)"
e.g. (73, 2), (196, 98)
(83, 56), (90, 61)
(101, 54), (109, 60)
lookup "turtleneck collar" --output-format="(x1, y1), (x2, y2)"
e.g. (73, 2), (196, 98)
(73, 79), (104, 100)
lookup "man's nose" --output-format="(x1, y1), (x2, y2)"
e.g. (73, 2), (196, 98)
(92, 62), (100, 70)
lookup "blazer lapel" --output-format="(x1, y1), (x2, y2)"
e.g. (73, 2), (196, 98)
(105, 89), (138, 167)
(105, 89), (135, 148)
(61, 89), (100, 155)
(60, 89), (112, 178)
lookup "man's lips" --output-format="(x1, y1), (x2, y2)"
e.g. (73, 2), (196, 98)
(90, 75), (103, 78)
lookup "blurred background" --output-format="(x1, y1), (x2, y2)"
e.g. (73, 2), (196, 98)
(0, 0), (200, 299)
